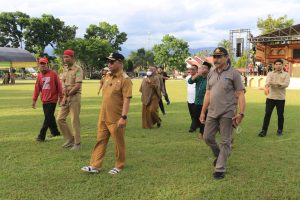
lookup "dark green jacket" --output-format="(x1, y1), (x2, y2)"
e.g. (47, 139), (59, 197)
(188, 76), (207, 105)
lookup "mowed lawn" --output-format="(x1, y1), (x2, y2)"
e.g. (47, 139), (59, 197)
(0, 79), (299, 200)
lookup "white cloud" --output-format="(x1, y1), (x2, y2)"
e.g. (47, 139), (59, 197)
(1, 0), (300, 50)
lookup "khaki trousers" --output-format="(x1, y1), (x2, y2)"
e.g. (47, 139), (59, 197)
(57, 94), (81, 144)
(203, 116), (233, 172)
(90, 121), (126, 169)
(142, 95), (160, 128)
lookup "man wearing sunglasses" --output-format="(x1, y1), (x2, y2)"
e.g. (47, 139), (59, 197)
(82, 52), (132, 175)
(200, 47), (246, 180)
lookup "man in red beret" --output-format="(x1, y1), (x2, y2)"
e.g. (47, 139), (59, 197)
(57, 50), (83, 151)
(32, 58), (63, 141)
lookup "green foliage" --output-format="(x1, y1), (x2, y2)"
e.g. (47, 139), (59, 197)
(257, 14), (294, 34)
(124, 59), (134, 72)
(128, 48), (155, 70)
(153, 34), (190, 71)
(0, 11), (30, 48)
(84, 22), (127, 51)
(235, 52), (248, 68)
(0, 81), (300, 199)
(55, 37), (113, 72)
(24, 14), (77, 56)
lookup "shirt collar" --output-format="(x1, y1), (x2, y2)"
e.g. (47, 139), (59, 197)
(109, 70), (123, 78)
(214, 64), (230, 73)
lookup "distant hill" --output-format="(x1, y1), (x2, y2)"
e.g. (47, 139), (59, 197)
(189, 47), (215, 55)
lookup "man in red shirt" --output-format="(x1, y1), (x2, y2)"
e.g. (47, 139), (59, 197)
(32, 58), (63, 141)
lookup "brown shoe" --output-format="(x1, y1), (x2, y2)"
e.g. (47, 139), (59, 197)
(70, 143), (81, 151)
(62, 138), (74, 148)
(198, 133), (203, 139)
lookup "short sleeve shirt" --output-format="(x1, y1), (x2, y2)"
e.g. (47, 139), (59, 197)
(62, 64), (83, 93)
(207, 66), (245, 118)
(99, 71), (133, 123)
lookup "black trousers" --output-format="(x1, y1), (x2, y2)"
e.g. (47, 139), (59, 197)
(262, 98), (285, 132)
(187, 102), (197, 130)
(164, 93), (170, 104)
(38, 103), (60, 140)
(193, 104), (207, 133)
(159, 98), (165, 114)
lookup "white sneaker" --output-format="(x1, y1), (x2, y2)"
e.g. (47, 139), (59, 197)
(81, 166), (100, 173)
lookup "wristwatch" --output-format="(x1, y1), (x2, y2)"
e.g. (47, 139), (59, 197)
(121, 115), (127, 120)
(239, 113), (245, 118)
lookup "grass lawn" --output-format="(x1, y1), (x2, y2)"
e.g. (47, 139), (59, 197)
(0, 79), (299, 200)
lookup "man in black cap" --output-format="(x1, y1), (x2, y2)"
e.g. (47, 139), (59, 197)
(200, 47), (246, 180)
(188, 61), (212, 139)
(82, 52), (132, 175)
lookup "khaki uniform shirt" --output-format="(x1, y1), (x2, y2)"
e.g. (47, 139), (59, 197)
(62, 64), (83, 93)
(140, 75), (161, 106)
(207, 65), (245, 118)
(99, 71), (132, 123)
(265, 70), (290, 100)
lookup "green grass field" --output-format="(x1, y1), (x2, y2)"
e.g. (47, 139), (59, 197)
(0, 79), (300, 200)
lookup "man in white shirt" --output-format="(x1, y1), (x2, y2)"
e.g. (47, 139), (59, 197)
(186, 65), (197, 132)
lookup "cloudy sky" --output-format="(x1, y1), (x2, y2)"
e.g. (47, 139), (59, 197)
(1, 0), (300, 50)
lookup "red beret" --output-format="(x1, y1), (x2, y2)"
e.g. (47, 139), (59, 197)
(39, 58), (48, 64)
(64, 50), (75, 56)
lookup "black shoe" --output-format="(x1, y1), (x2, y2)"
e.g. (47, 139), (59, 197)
(36, 137), (45, 142)
(258, 130), (266, 137)
(213, 172), (225, 180)
(166, 101), (170, 105)
(49, 133), (61, 138)
(188, 128), (195, 133)
(213, 158), (217, 167)
(157, 122), (161, 128)
(277, 129), (283, 136)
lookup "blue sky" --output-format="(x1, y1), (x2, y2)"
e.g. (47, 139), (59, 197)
(1, 0), (300, 50)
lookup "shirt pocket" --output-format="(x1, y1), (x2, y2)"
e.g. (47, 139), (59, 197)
(113, 80), (122, 93)
(222, 77), (233, 91)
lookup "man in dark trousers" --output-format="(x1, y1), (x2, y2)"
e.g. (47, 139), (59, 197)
(158, 66), (171, 105)
(258, 59), (290, 137)
(32, 58), (63, 141)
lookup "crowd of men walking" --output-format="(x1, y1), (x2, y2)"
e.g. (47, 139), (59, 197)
(31, 47), (290, 180)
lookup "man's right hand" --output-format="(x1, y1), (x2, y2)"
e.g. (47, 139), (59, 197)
(32, 101), (36, 109)
(200, 113), (206, 124)
(264, 87), (269, 96)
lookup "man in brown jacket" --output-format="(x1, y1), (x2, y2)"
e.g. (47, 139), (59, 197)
(140, 66), (161, 128)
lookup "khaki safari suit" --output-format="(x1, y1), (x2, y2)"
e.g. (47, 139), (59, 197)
(140, 74), (161, 128)
(204, 65), (245, 173)
(57, 64), (83, 145)
(90, 70), (132, 170)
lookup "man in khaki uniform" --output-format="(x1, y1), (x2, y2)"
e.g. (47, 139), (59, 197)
(258, 59), (290, 137)
(81, 53), (132, 175)
(200, 47), (246, 180)
(57, 50), (83, 151)
(140, 66), (162, 128)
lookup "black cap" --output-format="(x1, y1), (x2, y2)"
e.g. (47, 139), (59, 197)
(213, 47), (228, 56)
(202, 61), (212, 70)
(107, 52), (125, 61)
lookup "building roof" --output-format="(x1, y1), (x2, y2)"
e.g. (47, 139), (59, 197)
(0, 47), (36, 62)
(258, 24), (300, 37)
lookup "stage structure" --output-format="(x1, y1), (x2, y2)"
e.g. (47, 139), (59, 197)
(229, 29), (252, 69)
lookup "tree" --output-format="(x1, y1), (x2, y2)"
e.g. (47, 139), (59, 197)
(257, 14), (294, 35)
(153, 34), (189, 71)
(235, 53), (248, 68)
(84, 22), (127, 51)
(128, 48), (155, 70)
(0, 11), (30, 48)
(55, 37), (113, 76)
(24, 14), (77, 56)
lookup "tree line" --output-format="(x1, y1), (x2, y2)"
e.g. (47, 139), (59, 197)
(0, 11), (295, 74)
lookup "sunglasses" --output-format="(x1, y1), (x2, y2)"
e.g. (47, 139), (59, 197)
(213, 55), (225, 59)
(108, 60), (116, 64)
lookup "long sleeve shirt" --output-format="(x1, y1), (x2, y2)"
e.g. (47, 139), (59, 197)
(32, 70), (63, 104)
(265, 70), (290, 100)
